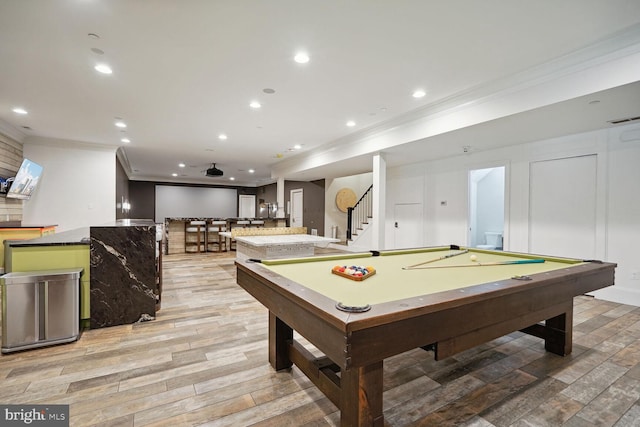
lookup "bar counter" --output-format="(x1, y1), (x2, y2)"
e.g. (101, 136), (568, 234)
(4, 220), (161, 329)
(164, 217), (287, 254)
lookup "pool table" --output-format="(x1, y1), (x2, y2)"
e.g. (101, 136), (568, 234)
(235, 245), (616, 426)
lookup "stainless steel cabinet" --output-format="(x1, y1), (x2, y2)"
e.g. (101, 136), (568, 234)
(2, 268), (82, 353)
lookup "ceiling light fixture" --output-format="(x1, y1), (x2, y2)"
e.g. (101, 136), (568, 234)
(294, 52), (310, 64)
(293, 144), (301, 150)
(12, 107), (27, 115)
(346, 120), (356, 127)
(115, 121), (127, 128)
(178, 163), (185, 168)
(248, 169), (255, 174)
(121, 137), (130, 143)
(218, 134), (228, 140)
(229, 177), (235, 181)
(95, 63), (113, 74)
(171, 173), (178, 177)
(249, 101), (261, 109)
(412, 90), (426, 98)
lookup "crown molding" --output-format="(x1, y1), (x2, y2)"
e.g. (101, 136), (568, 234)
(116, 147), (132, 178)
(24, 135), (120, 152)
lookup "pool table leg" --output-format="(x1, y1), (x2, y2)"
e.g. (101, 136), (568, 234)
(520, 302), (574, 356)
(340, 361), (384, 427)
(544, 306), (573, 356)
(269, 312), (293, 370)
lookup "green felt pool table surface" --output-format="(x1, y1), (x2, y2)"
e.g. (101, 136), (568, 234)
(260, 247), (583, 308)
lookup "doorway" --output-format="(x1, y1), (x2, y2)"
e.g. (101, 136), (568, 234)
(394, 203), (423, 249)
(469, 166), (505, 249)
(238, 194), (256, 218)
(290, 189), (303, 228)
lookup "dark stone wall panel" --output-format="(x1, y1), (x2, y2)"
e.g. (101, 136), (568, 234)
(90, 222), (156, 328)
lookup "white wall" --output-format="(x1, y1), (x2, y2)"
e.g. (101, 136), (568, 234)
(599, 124), (640, 304)
(22, 138), (117, 232)
(384, 121), (640, 306)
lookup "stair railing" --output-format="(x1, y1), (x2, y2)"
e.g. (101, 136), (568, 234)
(346, 185), (373, 240)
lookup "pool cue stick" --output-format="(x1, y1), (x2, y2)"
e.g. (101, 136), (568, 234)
(409, 258), (545, 269)
(402, 249), (469, 270)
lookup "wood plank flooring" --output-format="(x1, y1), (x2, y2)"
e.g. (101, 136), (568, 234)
(1, 251), (640, 426)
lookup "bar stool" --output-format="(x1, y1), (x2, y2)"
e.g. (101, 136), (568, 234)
(236, 219), (250, 227)
(229, 219), (249, 251)
(207, 220), (227, 252)
(185, 220), (206, 253)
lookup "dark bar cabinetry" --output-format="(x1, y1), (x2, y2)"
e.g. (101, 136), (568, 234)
(90, 220), (159, 328)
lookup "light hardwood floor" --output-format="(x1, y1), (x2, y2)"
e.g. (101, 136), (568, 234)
(1, 251), (640, 426)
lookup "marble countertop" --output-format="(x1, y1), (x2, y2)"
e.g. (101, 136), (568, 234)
(0, 223), (57, 229)
(233, 234), (339, 247)
(6, 220), (163, 248)
(6, 227), (90, 247)
(93, 219), (156, 227)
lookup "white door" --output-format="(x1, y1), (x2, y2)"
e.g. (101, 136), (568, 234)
(394, 203), (423, 249)
(529, 155), (597, 259)
(238, 195), (256, 217)
(290, 189), (303, 228)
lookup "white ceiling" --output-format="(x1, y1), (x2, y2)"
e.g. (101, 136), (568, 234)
(1, 1), (639, 186)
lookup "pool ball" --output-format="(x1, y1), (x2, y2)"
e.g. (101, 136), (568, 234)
(470, 254), (477, 262)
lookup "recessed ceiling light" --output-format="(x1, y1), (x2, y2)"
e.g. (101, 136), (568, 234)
(91, 47), (105, 55)
(88, 33), (100, 40)
(178, 163), (185, 168)
(229, 177), (235, 181)
(263, 88), (276, 94)
(346, 120), (356, 127)
(121, 137), (130, 143)
(95, 63), (113, 74)
(249, 101), (261, 109)
(412, 89), (426, 98)
(293, 144), (301, 150)
(171, 173), (178, 177)
(218, 134), (227, 140)
(248, 169), (255, 173)
(115, 121), (127, 128)
(294, 52), (310, 64)
(12, 107), (27, 115)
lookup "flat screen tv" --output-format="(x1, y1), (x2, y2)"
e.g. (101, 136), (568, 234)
(6, 158), (43, 200)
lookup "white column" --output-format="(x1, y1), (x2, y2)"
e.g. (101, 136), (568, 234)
(276, 177), (285, 218)
(372, 153), (386, 250)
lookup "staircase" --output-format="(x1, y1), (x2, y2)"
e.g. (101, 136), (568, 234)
(346, 185), (373, 247)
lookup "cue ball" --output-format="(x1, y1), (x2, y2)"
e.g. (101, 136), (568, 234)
(470, 254), (478, 262)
